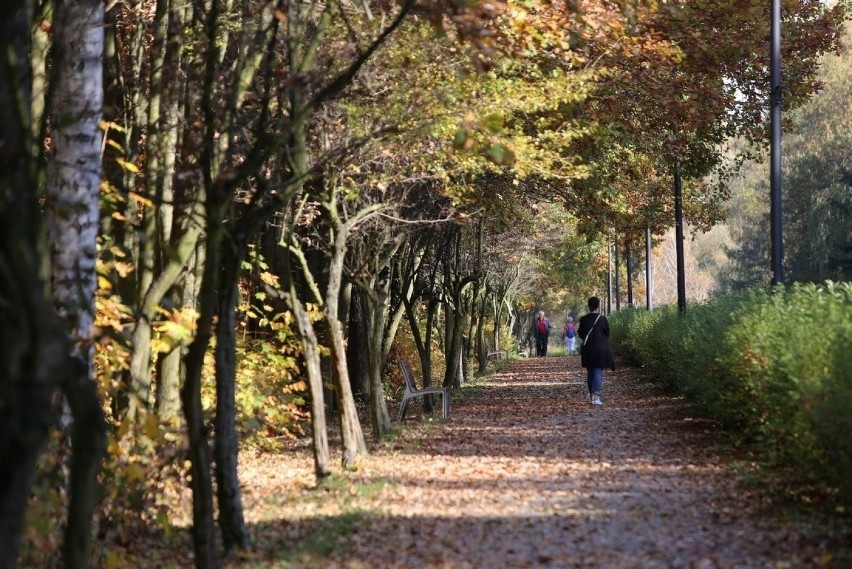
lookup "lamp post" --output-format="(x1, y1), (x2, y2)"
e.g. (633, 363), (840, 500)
(645, 225), (653, 310)
(674, 159), (686, 313)
(770, 0), (784, 285)
(614, 230), (621, 311)
(606, 240), (612, 315)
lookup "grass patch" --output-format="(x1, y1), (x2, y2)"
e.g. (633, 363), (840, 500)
(244, 474), (395, 567)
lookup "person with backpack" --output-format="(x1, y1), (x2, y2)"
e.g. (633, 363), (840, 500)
(578, 297), (615, 406)
(563, 316), (577, 355)
(532, 310), (552, 357)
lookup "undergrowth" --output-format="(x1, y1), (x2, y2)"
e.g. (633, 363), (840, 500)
(610, 282), (852, 510)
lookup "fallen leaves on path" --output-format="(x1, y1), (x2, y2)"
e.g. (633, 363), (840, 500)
(194, 359), (851, 567)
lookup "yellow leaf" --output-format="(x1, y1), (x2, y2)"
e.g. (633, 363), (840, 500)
(116, 420), (130, 441)
(260, 271), (279, 287)
(115, 157), (140, 174)
(143, 414), (160, 440)
(98, 276), (113, 291)
(106, 139), (124, 153)
(125, 463), (145, 483)
(104, 550), (125, 569)
(128, 191), (153, 207)
(100, 120), (127, 133)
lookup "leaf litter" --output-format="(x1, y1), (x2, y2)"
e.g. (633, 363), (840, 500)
(165, 358), (850, 568)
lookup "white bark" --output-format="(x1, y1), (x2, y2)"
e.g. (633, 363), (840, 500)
(44, 1), (108, 567)
(46, 0), (104, 349)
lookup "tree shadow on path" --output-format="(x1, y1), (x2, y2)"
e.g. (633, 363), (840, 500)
(237, 357), (849, 569)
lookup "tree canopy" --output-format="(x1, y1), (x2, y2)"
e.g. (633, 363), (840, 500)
(1, 0), (848, 566)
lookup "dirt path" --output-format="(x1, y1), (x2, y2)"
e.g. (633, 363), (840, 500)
(237, 357), (845, 568)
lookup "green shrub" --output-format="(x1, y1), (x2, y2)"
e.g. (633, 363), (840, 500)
(611, 282), (852, 506)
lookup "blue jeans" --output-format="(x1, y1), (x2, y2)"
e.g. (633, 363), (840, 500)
(586, 367), (603, 395)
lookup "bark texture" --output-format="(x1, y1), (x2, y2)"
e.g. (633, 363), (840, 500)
(214, 243), (250, 551)
(0, 6), (60, 566)
(45, 0), (109, 565)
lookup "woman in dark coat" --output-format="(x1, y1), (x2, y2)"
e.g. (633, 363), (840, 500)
(577, 296), (615, 406)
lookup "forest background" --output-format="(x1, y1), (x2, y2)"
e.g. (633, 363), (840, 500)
(0, 0), (849, 567)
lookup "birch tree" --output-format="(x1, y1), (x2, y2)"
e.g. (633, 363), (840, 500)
(44, 0), (109, 565)
(1, 0), (107, 565)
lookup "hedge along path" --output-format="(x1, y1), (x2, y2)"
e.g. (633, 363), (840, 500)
(233, 357), (845, 568)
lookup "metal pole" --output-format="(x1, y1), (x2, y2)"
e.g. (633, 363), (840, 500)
(606, 240), (612, 315)
(770, 0), (784, 285)
(626, 242), (634, 307)
(614, 231), (621, 311)
(645, 225), (653, 310)
(675, 159), (686, 313)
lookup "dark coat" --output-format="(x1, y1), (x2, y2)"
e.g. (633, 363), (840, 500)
(578, 312), (615, 370)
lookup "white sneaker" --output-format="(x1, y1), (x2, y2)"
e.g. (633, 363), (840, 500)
(592, 396), (602, 405)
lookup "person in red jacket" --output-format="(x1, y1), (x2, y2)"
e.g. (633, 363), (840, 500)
(531, 310), (552, 357)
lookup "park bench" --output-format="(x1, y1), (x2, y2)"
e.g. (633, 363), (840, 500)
(397, 359), (450, 421)
(485, 339), (508, 360)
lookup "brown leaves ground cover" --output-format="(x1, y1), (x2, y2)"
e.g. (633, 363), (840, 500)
(177, 358), (849, 568)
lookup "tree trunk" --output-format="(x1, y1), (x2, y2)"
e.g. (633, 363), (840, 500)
(325, 220), (367, 467)
(46, 0), (109, 564)
(476, 288), (488, 373)
(158, 343), (183, 422)
(421, 298), (438, 387)
(129, 319), (154, 414)
(346, 287), (369, 400)
(0, 10), (63, 566)
(153, 0), (186, 425)
(214, 243), (250, 551)
(159, 242), (202, 422)
(366, 277), (393, 438)
(442, 302), (465, 389)
(380, 263), (409, 364)
(285, 290), (332, 479)
(0, 306), (68, 569)
(61, 364), (107, 569)
(182, 202), (222, 568)
(128, 0), (193, 421)
(279, 222), (332, 479)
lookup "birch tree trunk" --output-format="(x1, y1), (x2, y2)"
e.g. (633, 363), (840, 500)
(44, 0), (109, 566)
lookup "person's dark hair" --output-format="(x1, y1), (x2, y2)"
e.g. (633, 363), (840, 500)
(588, 296), (601, 311)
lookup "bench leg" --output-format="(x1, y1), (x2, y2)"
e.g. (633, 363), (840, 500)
(442, 390), (449, 419)
(398, 397), (411, 421)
